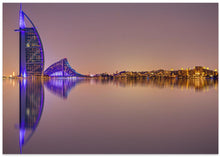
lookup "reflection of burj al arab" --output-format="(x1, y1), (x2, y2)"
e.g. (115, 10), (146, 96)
(19, 78), (83, 153)
(19, 79), (44, 153)
(19, 79), (83, 153)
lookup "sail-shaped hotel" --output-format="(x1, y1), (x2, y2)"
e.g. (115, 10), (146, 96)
(15, 4), (84, 77)
(15, 4), (44, 77)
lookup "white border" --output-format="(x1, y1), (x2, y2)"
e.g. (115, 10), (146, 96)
(1, 1), (219, 157)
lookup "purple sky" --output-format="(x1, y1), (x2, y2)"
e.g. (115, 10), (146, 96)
(3, 3), (218, 75)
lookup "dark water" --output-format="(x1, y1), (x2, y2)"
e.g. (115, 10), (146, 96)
(3, 78), (218, 154)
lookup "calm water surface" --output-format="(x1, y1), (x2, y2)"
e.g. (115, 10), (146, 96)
(3, 78), (218, 154)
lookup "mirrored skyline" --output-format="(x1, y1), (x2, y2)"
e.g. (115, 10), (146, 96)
(3, 78), (218, 153)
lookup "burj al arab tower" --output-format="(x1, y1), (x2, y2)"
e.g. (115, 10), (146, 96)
(15, 4), (44, 77)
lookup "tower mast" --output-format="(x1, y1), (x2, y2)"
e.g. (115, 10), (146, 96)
(19, 3), (26, 77)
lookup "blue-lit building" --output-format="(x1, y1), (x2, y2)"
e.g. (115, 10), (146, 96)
(15, 4), (44, 77)
(16, 4), (85, 78)
(44, 58), (85, 77)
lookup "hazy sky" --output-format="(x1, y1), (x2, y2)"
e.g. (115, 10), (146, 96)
(3, 3), (218, 75)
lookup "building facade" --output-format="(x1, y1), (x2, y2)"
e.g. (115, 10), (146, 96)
(16, 5), (44, 77)
(44, 58), (85, 77)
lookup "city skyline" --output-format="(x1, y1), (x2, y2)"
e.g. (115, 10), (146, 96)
(3, 3), (218, 75)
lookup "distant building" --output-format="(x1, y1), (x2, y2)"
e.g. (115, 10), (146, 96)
(195, 66), (203, 73)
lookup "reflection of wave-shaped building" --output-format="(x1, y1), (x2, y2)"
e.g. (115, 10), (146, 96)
(19, 79), (44, 153)
(44, 58), (85, 77)
(15, 4), (44, 77)
(44, 78), (85, 99)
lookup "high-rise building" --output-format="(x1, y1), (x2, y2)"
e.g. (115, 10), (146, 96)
(15, 4), (44, 77)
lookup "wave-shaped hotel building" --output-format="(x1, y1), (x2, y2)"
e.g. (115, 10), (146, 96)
(16, 4), (84, 77)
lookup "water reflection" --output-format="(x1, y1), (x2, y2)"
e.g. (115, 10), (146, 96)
(19, 78), (44, 153)
(44, 78), (85, 99)
(13, 77), (217, 153)
(18, 78), (84, 153)
(90, 78), (218, 92)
